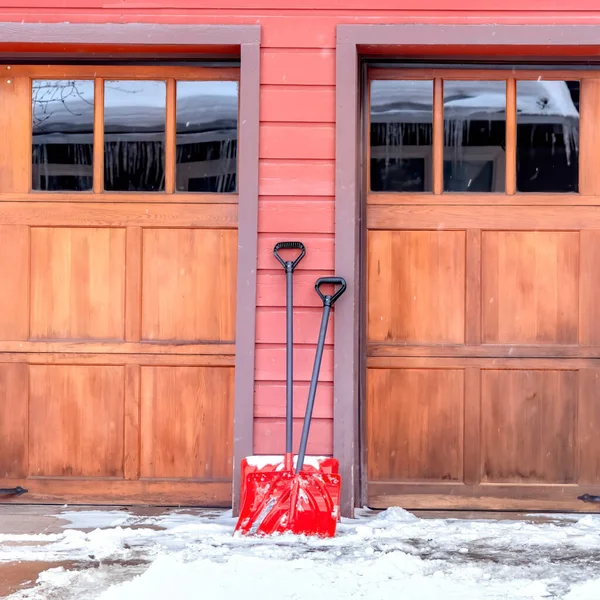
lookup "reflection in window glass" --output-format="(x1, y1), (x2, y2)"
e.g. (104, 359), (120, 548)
(104, 80), (166, 192)
(32, 80), (94, 191)
(443, 81), (506, 193)
(176, 81), (238, 193)
(370, 80), (433, 192)
(516, 80), (579, 193)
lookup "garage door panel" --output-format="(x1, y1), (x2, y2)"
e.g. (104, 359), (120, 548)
(481, 370), (577, 484)
(481, 231), (579, 344)
(367, 230), (465, 344)
(366, 368), (464, 482)
(28, 365), (125, 478)
(0, 363), (27, 478)
(0, 225), (29, 340)
(30, 227), (126, 340)
(140, 365), (234, 480)
(141, 228), (237, 343)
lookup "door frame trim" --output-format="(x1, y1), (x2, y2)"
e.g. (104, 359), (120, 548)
(0, 21), (260, 513)
(334, 23), (600, 517)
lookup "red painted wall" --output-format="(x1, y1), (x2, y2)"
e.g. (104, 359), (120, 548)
(5, 1), (600, 456)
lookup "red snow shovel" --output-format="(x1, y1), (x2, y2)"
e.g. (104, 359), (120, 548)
(238, 242), (339, 503)
(234, 276), (347, 538)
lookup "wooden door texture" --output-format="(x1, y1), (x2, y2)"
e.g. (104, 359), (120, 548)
(365, 69), (600, 510)
(0, 65), (239, 505)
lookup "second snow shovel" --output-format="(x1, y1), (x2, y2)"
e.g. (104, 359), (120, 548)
(234, 277), (347, 538)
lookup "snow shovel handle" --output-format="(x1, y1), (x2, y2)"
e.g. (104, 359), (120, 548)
(296, 276), (347, 473)
(274, 241), (306, 272)
(274, 241), (306, 461)
(315, 277), (347, 307)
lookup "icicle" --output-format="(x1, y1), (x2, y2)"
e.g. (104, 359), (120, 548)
(562, 119), (579, 167)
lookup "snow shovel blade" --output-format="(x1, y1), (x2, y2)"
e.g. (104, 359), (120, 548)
(238, 455), (339, 497)
(234, 470), (341, 538)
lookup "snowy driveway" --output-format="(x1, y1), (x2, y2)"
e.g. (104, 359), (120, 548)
(1, 506), (600, 599)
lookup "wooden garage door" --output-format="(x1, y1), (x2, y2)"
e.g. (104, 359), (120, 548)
(0, 65), (239, 505)
(365, 66), (600, 511)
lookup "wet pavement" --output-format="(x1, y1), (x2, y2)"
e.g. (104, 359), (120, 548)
(1, 561), (76, 597)
(0, 505), (206, 598)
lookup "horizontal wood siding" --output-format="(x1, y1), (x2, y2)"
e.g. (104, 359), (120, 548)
(1, 7), (599, 460)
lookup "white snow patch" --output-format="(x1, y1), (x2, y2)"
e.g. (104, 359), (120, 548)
(95, 552), (550, 600)
(564, 578), (600, 599)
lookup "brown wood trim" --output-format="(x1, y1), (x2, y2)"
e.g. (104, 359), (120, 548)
(334, 37), (360, 520)
(368, 356), (598, 369)
(359, 62), (370, 514)
(367, 482), (600, 512)
(339, 24), (600, 48)
(366, 193), (598, 206)
(0, 202), (238, 227)
(369, 343), (600, 359)
(505, 79), (517, 196)
(0, 478), (232, 506)
(337, 22), (600, 518)
(0, 22), (259, 48)
(93, 78), (104, 194)
(165, 78), (177, 194)
(0, 341), (235, 355)
(0, 353), (236, 366)
(0, 22), (260, 514)
(0, 192), (239, 203)
(367, 205), (600, 230)
(232, 40), (261, 516)
(2, 65), (240, 80)
(432, 78), (443, 195)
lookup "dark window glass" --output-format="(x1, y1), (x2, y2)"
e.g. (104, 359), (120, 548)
(176, 81), (238, 193)
(370, 80), (433, 192)
(104, 80), (166, 192)
(32, 80), (94, 192)
(516, 80), (579, 193)
(443, 80), (506, 193)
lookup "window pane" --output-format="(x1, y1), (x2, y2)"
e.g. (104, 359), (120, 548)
(443, 80), (506, 193)
(104, 80), (166, 192)
(516, 80), (579, 193)
(175, 81), (238, 193)
(370, 80), (433, 192)
(32, 80), (94, 192)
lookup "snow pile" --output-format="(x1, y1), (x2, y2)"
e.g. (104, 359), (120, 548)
(4, 507), (600, 600)
(96, 551), (549, 600)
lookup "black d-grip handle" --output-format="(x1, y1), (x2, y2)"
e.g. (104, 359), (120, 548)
(315, 277), (347, 306)
(274, 241), (306, 272)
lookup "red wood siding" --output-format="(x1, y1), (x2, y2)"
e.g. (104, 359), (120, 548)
(2, 4), (600, 457)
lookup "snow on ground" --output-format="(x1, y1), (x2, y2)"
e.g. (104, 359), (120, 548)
(2, 506), (600, 599)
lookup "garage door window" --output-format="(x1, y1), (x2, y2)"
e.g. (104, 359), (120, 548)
(369, 72), (580, 194)
(31, 68), (239, 194)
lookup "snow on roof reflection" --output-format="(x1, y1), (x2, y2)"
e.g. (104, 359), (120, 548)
(370, 79), (579, 124)
(31, 79), (238, 144)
